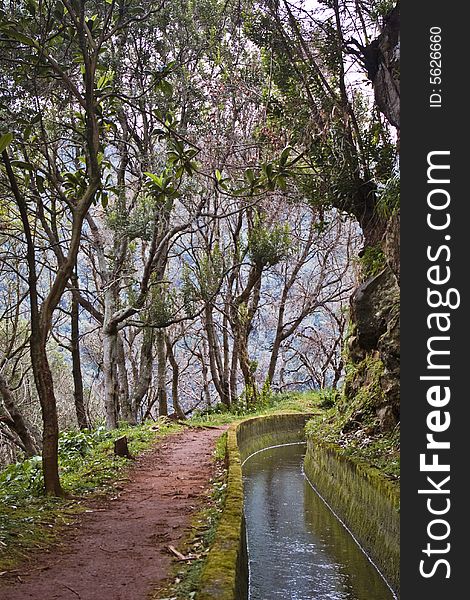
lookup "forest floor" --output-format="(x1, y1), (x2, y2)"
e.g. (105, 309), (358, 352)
(0, 426), (227, 600)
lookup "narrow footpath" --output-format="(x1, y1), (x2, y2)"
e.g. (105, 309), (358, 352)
(0, 426), (226, 600)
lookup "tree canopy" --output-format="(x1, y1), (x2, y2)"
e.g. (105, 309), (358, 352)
(0, 0), (399, 495)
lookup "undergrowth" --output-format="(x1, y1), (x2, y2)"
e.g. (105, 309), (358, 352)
(305, 381), (400, 481)
(188, 390), (322, 427)
(0, 419), (181, 570)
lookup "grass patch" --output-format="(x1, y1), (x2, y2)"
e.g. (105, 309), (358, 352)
(0, 418), (182, 571)
(327, 354), (399, 480)
(188, 390), (322, 428)
(0, 498), (79, 571)
(305, 384), (400, 481)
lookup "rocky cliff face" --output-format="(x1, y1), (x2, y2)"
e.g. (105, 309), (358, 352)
(342, 3), (400, 435)
(345, 261), (400, 432)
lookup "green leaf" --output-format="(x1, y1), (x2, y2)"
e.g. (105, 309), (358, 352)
(97, 70), (114, 91)
(276, 175), (287, 191)
(144, 172), (163, 188)
(0, 132), (13, 153)
(262, 163), (273, 180)
(159, 80), (173, 97)
(279, 146), (292, 165)
(244, 168), (255, 184)
(11, 160), (33, 171)
(3, 28), (38, 48)
(215, 169), (223, 182)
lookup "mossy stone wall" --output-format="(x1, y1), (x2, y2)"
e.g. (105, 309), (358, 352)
(237, 412), (312, 463)
(199, 413), (399, 598)
(304, 438), (400, 593)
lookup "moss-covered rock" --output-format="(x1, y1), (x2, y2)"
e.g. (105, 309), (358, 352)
(346, 263), (400, 430)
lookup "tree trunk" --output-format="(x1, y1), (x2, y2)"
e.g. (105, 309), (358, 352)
(31, 339), (63, 496)
(102, 277), (121, 429)
(201, 338), (212, 408)
(222, 308), (232, 405)
(0, 371), (40, 457)
(332, 357), (343, 389)
(116, 334), (134, 424)
(266, 337), (281, 389)
(156, 329), (168, 416)
(166, 336), (185, 419)
(237, 332), (257, 407)
(231, 267), (262, 407)
(103, 327), (119, 429)
(204, 305), (230, 406)
(229, 344), (238, 403)
(70, 273), (89, 430)
(130, 327), (154, 419)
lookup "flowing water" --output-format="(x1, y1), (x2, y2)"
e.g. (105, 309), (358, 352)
(242, 443), (395, 600)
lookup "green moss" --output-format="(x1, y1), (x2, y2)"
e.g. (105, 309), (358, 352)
(340, 353), (386, 424)
(198, 424), (245, 600)
(310, 352), (401, 479)
(304, 439), (400, 593)
(359, 245), (386, 279)
(341, 427), (400, 479)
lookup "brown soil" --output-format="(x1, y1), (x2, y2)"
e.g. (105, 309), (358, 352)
(0, 426), (227, 600)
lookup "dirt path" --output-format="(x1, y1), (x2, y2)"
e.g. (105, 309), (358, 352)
(0, 426), (226, 600)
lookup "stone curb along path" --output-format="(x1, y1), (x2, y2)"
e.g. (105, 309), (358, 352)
(0, 426), (227, 600)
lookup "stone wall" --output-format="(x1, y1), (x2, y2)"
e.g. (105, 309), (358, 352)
(199, 412), (399, 598)
(304, 437), (400, 593)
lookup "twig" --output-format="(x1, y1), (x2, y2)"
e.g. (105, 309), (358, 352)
(63, 584), (81, 598)
(167, 545), (197, 561)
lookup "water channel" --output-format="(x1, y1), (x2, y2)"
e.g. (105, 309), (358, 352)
(242, 443), (395, 600)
